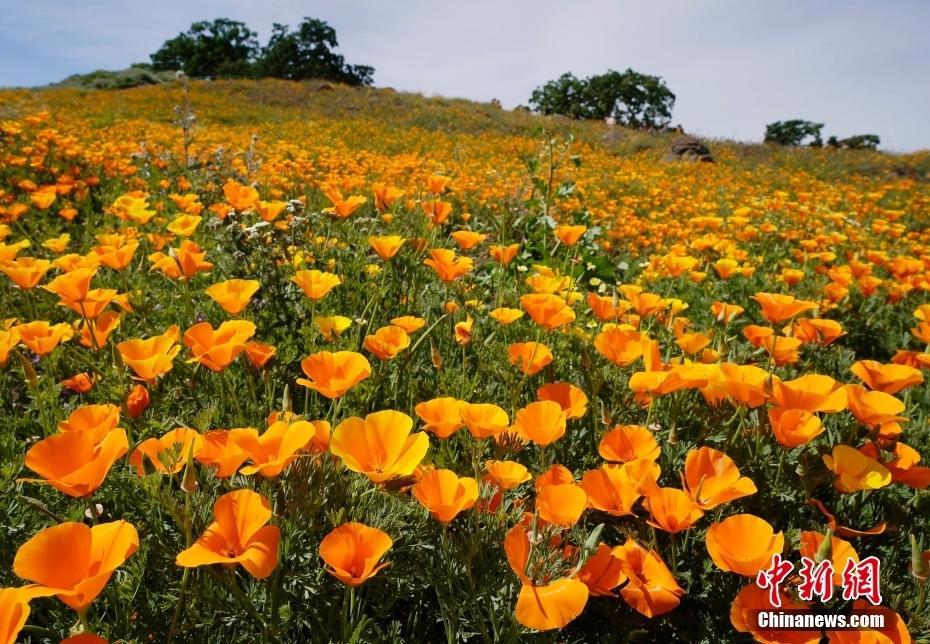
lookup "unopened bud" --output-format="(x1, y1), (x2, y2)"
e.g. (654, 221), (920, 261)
(815, 529), (833, 564)
(282, 384), (292, 414)
(911, 534), (929, 582)
(181, 444), (199, 493)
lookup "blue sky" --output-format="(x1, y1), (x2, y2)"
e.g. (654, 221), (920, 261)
(1, 0), (928, 151)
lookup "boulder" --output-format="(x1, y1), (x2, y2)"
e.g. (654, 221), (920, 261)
(669, 136), (714, 163)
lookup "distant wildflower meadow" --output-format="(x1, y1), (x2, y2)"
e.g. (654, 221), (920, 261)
(0, 80), (929, 642)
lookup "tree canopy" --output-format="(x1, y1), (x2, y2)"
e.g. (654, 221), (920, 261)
(529, 68), (675, 128)
(150, 17), (373, 85)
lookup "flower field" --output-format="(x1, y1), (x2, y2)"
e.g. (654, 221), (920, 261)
(1, 79), (930, 642)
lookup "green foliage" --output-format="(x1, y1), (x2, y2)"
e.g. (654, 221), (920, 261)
(827, 134), (881, 150)
(149, 16), (374, 86)
(256, 18), (374, 86)
(150, 18), (259, 78)
(764, 120), (824, 147)
(529, 69), (675, 128)
(52, 67), (178, 90)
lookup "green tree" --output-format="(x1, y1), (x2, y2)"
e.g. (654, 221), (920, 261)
(827, 134), (880, 150)
(150, 18), (259, 78)
(763, 120), (824, 146)
(529, 69), (675, 128)
(256, 18), (374, 86)
(528, 73), (590, 119)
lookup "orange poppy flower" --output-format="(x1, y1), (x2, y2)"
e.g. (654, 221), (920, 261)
(791, 318), (845, 345)
(507, 341), (553, 375)
(412, 468), (479, 523)
(768, 407), (825, 448)
(231, 418), (316, 477)
(92, 241), (139, 271)
(58, 403), (121, 442)
(0, 257), (52, 288)
(460, 402), (510, 439)
(0, 327), (19, 366)
(762, 334), (803, 365)
(535, 464), (575, 489)
(535, 483), (587, 527)
(176, 489), (280, 579)
(454, 315), (473, 345)
(489, 243), (519, 265)
(613, 540), (684, 617)
(319, 522), (393, 586)
(13, 520), (138, 612)
(711, 301), (744, 323)
(149, 240), (213, 279)
(730, 584), (820, 644)
(706, 514), (784, 576)
(126, 384), (150, 419)
(22, 428), (128, 498)
(60, 372), (97, 393)
(129, 427), (204, 476)
(771, 374), (847, 413)
(860, 441), (930, 490)
(536, 382), (588, 419)
(489, 307), (523, 325)
(743, 324), (774, 348)
(205, 279), (260, 315)
(291, 269), (341, 300)
(850, 360), (923, 394)
(16, 321), (74, 356)
(390, 315), (426, 334)
(297, 351), (371, 399)
(514, 578), (589, 631)
(43, 267), (96, 302)
(450, 230), (487, 251)
(484, 460), (531, 489)
(372, 183), (403, 211)
(117, 326), (181, 382)
(826, 601), (911, 644)
(598, 425), (660, 462)
(554, 224), (587, 246)
(682, 446), (756, 509)
(368, 235), (405, 260)
(363, 325), (411, 360)
(752, 292), (817, 323)
(586, 292), (629, 322)
(322, 187), (367, 218)
(423, 249), (473, 282)
(823, 444), (891, 492)
(223, 180), (260, 211)
(580, 464), (642, 516)
(183, 320), (256, 372)
(77, 310), (121, 349)
(798, 531), (859, 586)
(58, 287), (117, 320)
(578, 543), (628, 596)
(330, 410), (429, 483)
(513, 401), (566, 446)
(520, 294), (576, 331)
(422, 199), (453, 226)
(643, 487), (704, 533)
(1, 586), (58, 644)
(415, 397), (466, 439)
(844, 385), (907, 427)
(594, 327), (645, 367)
(195, 430), (248, 478)
(699, 363), (770, 408)
(244, 340), (276, 368)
